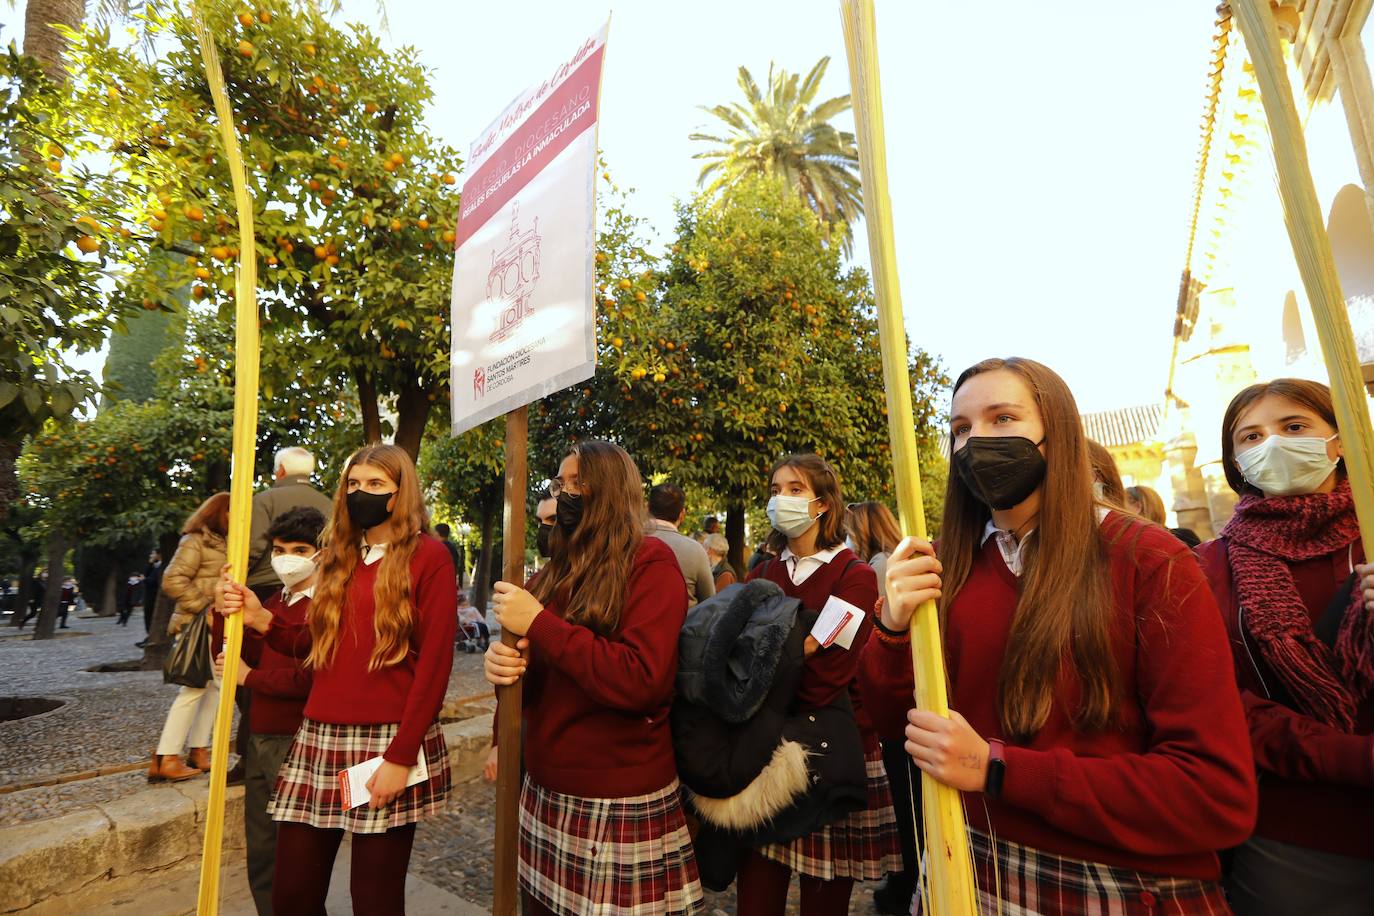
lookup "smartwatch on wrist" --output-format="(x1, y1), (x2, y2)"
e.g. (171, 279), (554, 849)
(984, 739), (1006, 799)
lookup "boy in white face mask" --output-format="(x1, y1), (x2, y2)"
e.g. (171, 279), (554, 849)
(1194, 379), (1374, 916)
(214, 506), (325, 916)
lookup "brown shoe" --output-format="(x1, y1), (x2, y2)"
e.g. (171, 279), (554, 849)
(187, 747), (211, 772)
(148, 753), (200, 782)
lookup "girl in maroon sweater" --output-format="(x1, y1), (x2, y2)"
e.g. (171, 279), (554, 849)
(221, 444), (456, 916)
(737, 453), (901, 916)
(483, 440), (703, 916)
(1194, 379), (1374, 916)
(859, 357), (1256, 915)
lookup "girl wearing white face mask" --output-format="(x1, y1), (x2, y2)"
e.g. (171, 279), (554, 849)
(738, 453), (901, 916)
(1194, 379), (1374, 916)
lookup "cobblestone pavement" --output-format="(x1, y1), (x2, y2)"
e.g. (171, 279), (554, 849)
(0, 612), (495, 825)
(411, 780), (889, 915)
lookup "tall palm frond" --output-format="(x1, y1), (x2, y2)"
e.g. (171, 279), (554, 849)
(689, 56), (862, 255)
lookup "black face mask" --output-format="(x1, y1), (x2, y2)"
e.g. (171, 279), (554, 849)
(556, 491), (584, 534)
(536, 522), (554, 559)
(953, 436), (1047, 511)
(346, 489), (395, 531)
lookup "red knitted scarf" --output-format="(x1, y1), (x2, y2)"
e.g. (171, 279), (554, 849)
(1222, 479), (1373, 731)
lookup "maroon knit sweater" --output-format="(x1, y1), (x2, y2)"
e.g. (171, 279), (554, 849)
(264, 535), (456, 766)
(1196, 537), (1374, 859)
(517, 536), (688, 799)
(860, 513), (1257, 880)
(746, 547), (879, 750)
(241, 591), (311, 736)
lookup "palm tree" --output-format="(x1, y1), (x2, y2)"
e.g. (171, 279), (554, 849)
(690, 57), (862, 254)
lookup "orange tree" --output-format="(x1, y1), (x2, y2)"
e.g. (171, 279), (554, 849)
(0, 43), (138, 519)
(62, 0), (462, 459)
(579, 176), (948, 570)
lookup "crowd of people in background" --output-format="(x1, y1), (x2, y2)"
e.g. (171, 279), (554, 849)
(7, 353), (1373, 916)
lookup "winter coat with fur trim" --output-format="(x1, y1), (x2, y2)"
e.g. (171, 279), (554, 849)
(672, 580), (867, 890)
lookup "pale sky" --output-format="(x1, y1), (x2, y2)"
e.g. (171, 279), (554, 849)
(353, 0), (1221, 412)
(25, 1), (1224, 413)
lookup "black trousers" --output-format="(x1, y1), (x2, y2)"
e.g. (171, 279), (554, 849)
(244, 733), (296, 915)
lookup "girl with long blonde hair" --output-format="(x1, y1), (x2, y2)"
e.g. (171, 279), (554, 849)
(220, 444), (456, 915)
(859, 357), (1257, 914)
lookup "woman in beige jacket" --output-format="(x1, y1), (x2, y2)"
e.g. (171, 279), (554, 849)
(149, 492), (229, 782)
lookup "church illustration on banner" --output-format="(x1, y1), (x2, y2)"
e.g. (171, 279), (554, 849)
(486, 201), (542, 344)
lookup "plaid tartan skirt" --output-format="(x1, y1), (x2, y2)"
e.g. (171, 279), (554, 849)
(913, 828), (1232, 916)
(267, 717), (450, 834)
(519, 776), (705, 915)
(758, 745), (903, 881)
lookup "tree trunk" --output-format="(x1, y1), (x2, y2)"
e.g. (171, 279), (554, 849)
(393, 382), (433, 463)
(140, 531), (181, 668)
(726, 500), (748, 579)
(11, 555), (35, 627)
(22, 0), (86, 83)
(471, 496), (499, 616)
(100, 563), (121, 617)
(355, 368), (382, 444)
(31, 531), (67, 640)
(0, 440), (19, 525)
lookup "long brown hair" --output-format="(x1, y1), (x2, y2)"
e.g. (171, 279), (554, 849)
(845, 501), (901, 560)
(765, 453), (847, 555)
(183, 492), (230, 537)
(940, 357), (1119, 741)
(530, 440), (645, 636)
(308, 444), (430, 672)
(1221, 378), (1342, 496)
(1124, 485), (1166, 524)
(1086, 439), (1126, 507)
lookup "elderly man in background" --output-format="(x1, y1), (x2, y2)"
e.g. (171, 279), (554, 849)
(646, 483), (715, 608)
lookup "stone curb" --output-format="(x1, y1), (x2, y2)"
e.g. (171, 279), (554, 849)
(0, 714), (494, 914)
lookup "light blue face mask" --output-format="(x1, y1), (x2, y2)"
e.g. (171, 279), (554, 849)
(767, 494), (822, 538)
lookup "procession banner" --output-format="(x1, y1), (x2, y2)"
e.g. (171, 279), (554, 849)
(450, 23), (608, 435)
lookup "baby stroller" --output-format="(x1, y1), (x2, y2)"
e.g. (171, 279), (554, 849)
(456, 602), (490, 654)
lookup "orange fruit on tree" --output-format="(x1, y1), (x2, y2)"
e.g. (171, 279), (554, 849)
(237, 11), (254, 27)
(313, 244), (328, 259)
(152, 208), (168, 221)
(266, 255), (278, 266)
(335, 137), (348, 149)
(75, 235), (99, 254)
(194, 267), (211, 280)
(416, 217), (429, 230)
(442, 173), (457, 185)
(185, 206), (204, 221)
(258, 10), (271, 23)
(46, 160), (61, 173)
(211, 245), (231, 260)
(364, 102), (378, 114)
(192, 285), (208, 300)
(238, 39), (254, 57)
(303, 43), (316, 57)
(325, 254), (339, 266)
(390, 218), (403, 231)
(442, 230), (455, 244)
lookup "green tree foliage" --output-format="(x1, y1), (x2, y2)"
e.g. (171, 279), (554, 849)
(101, 304), (175, 404)
(0, 43), (139, 516)
(62, 0), (463, 458)
(690, 57), (861, 254)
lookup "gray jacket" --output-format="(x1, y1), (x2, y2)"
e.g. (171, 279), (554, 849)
(246, 474), (334, 587)
(647, 520), (717, 607)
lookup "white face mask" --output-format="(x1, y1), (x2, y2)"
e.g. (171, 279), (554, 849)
(1235, 434), (1338, 497)
(767, 494), (823, 539)
(271, 552), (318, 589)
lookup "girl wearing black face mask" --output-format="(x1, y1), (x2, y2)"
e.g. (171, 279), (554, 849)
(857, 357), (1256, 915)
(482, 440), (703, 916)
(217, 444), (456, 916)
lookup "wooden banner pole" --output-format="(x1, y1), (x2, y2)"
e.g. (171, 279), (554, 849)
(839, 3), (977, 914)
(191, 6), (258, 914)
(492, 404), (528, 916)
(1231, 0), (1374, 558)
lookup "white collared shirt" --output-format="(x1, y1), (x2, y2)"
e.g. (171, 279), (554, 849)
(981, 507), (1111, 577)
(360, 541), (388, 566)
(779, 544), (844, 585)
(981, 521), (1033, 577)
(281, 584), (316, 606)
